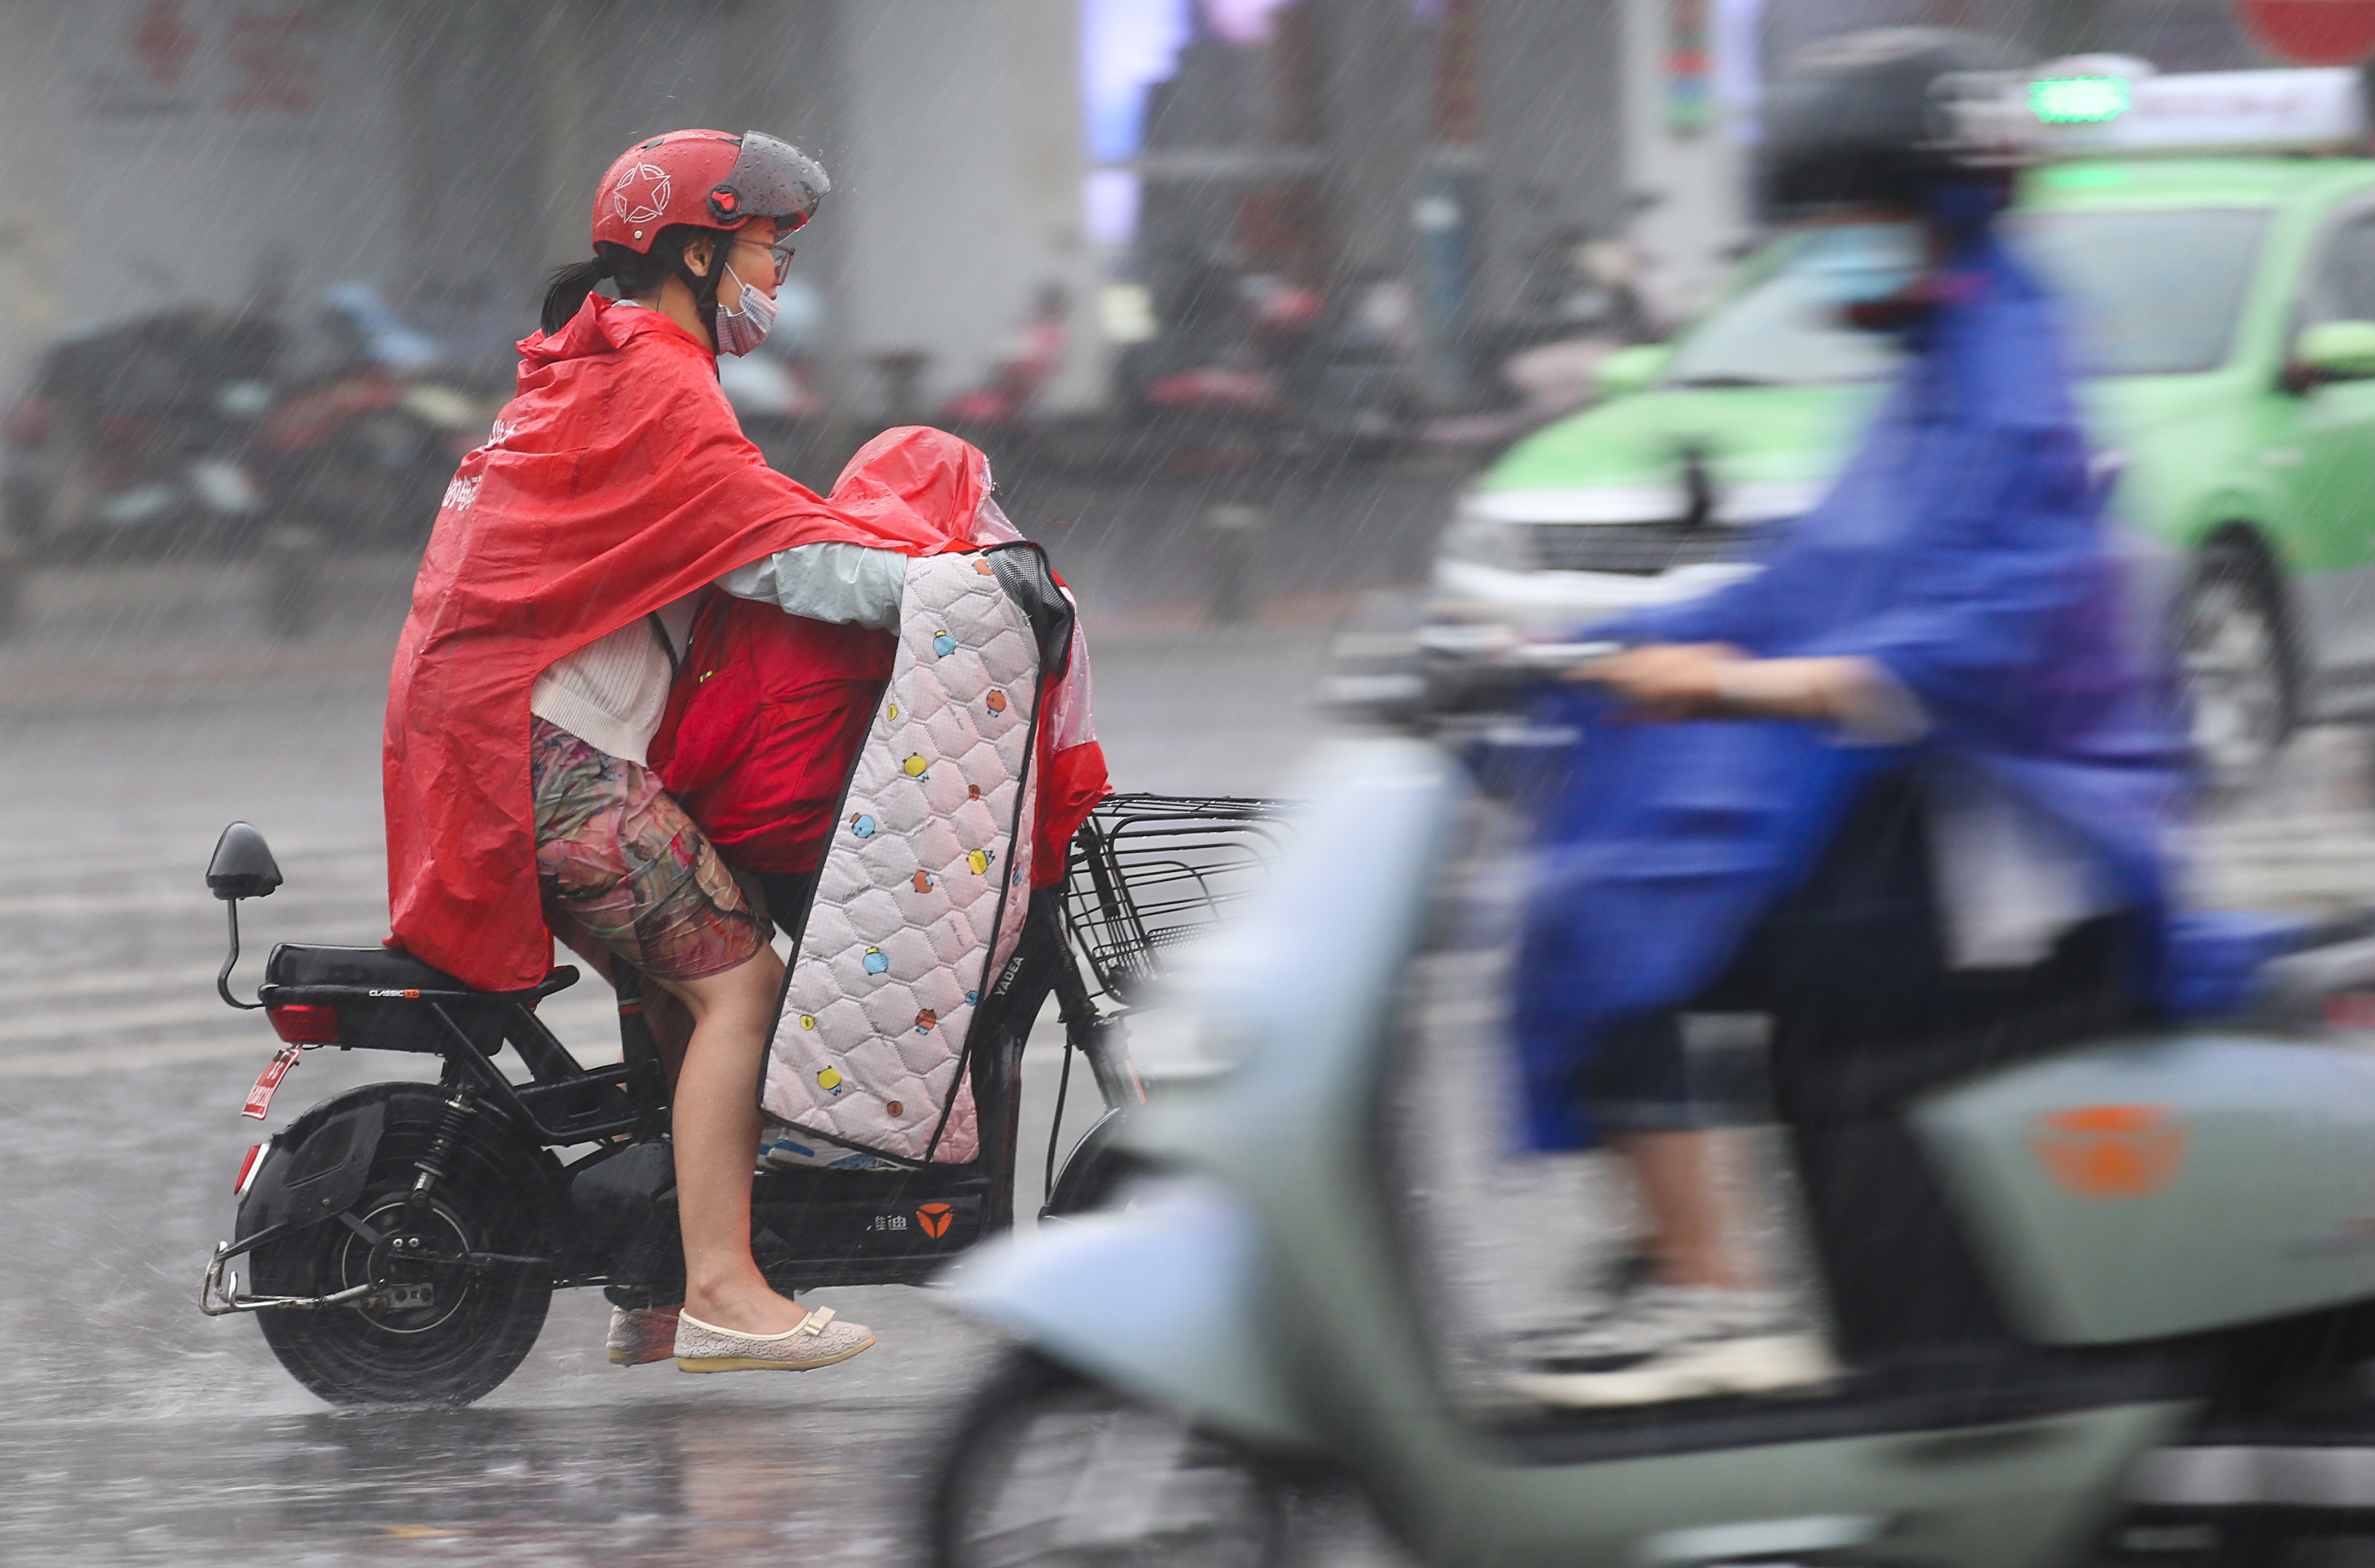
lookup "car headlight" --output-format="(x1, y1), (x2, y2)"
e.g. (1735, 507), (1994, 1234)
(1439, 503), (1535, 571)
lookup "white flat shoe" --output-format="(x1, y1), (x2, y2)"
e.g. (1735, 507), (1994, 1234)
(606, 1303), (681, 1366)
(673, 1305), (876, 1373)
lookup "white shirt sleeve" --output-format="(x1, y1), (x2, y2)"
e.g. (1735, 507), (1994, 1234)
(718, 541), (908, 630)
(1829, 657), (1930, 747)
(1922, 760), (2117, 970)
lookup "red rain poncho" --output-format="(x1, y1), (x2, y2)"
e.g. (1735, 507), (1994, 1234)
(383, 296), (977, 991)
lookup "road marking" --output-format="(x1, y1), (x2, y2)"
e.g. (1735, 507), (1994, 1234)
(0, 955), (615, 1056)
(0, 840), (382, 884)
(0, 1029), (625, 1079)
(0, 957), (600, 1043)
(0, 960), (230, 1007)
(0, 885), (386, 920)
(0, 1035), (273, 1078)
(0, 997), (260, 1047)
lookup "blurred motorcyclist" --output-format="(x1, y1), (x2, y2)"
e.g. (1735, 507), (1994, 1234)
(1506, 30), (2191, 1405)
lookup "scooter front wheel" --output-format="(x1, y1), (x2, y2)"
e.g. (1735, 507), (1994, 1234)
(1042, 1110), (1150, 1219)
(931, 1351), (1287, 1568)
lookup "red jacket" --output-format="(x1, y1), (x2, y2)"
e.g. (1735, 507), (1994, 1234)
(649, 593), (893, 875)
(383, 296), (977, 991)
(1030, 688), (1113, 888)
(649, 445), (1110, 887)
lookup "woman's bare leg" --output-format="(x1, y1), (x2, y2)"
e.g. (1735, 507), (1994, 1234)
(1613, 1130), (1746, 1289)
(657, 947), (808, 1335)
(641, 985), (693, 1087)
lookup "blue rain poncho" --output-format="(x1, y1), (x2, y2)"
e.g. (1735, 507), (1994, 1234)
(1511, 230), (2198, 1152)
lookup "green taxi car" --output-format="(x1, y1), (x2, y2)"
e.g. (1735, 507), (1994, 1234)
(1436, 100), (2375, 783)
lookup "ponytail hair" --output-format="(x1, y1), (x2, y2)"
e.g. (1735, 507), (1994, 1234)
(538, 226), (728, 334)
(540, 254), (612, 333)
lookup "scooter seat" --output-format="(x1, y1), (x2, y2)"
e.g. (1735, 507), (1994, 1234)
(259, 944), (569, 1056)
(265, 943), (484, 995)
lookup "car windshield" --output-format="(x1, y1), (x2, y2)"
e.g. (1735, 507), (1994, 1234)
(1660, 247), (1901, 388)
(1661, 205), (2272, 387)
(2009, 207), (2271, 376)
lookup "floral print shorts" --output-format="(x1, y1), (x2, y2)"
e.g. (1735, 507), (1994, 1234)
(528, 717), (766, 983)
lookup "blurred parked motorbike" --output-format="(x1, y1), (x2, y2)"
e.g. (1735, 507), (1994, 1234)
(943, 283), (1071, 432)
(3, 308), (275, 561)
(1131, 259), (1423, 474)
(253, 283), (487, 547)
(4, 285), (488, 566)
(1426, 223), (1660, 456)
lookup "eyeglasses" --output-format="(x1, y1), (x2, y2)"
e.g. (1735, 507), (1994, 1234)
(734, 235), (797, 285)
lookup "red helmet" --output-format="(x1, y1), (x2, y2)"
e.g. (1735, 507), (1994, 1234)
(591, 129), (830, 253)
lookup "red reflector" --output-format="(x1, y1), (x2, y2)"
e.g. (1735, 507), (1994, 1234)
(234, 1143), (265, 1195)
(266, 1003), (339, 1043)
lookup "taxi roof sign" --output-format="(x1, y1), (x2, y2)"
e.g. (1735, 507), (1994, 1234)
(2031, 77), (2131, 125)
(2030, 68), (2366, 156)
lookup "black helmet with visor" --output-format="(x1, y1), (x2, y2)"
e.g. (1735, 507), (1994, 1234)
(1758, 28), (2035, 224)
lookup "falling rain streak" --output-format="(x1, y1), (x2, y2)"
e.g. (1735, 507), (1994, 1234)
(3, 1), (2374, 1564)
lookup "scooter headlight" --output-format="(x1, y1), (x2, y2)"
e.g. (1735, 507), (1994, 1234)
(1439, 501), (1536, 572)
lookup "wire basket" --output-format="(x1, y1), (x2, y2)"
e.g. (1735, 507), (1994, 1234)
(1062, 793), (1298, 1005)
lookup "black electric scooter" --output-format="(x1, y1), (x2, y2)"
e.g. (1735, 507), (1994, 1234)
(195, 794), (1288, 1406)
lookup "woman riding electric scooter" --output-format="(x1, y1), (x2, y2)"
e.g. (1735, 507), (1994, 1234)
(384, 128), (981, 1375)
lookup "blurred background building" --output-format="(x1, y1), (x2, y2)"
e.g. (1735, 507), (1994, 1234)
(0, 0), (1100, 420)
(0, 0), (2291, 429)
(1099, 0), (2269, 413)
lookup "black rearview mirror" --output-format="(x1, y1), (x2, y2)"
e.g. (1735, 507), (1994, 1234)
(207, 822), (283, 901)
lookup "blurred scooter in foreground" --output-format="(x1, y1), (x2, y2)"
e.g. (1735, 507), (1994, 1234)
(926, 628), (2375, 1567)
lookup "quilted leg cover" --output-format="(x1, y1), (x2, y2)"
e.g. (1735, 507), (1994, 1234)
(759, 552), (1042, 1164)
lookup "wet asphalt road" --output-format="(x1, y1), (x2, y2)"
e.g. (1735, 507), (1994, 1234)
(8, 469), (2375, 1565)
(0, 469), (1428, 1567)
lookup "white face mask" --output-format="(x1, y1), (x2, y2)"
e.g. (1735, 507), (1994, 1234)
(1793, 221), (1927, 307)
(714, 262), (777, 356)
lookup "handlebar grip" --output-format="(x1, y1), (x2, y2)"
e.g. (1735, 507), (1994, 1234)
(1504, 639), (1622, 673)
(1324, 631), (1623, 728)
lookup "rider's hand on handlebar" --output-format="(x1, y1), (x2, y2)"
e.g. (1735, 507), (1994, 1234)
(1566, 643), (1746, 720)
(1571, 644), (1888, 727)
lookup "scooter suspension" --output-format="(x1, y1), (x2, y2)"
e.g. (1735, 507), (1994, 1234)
(403, 1088), (478, 1218)
(360, 1088), (478, 1287)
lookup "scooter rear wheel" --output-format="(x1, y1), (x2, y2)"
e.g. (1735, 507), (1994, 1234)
(931, 1351), (1287, 1567)
(246, 1108), (553, 1406)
